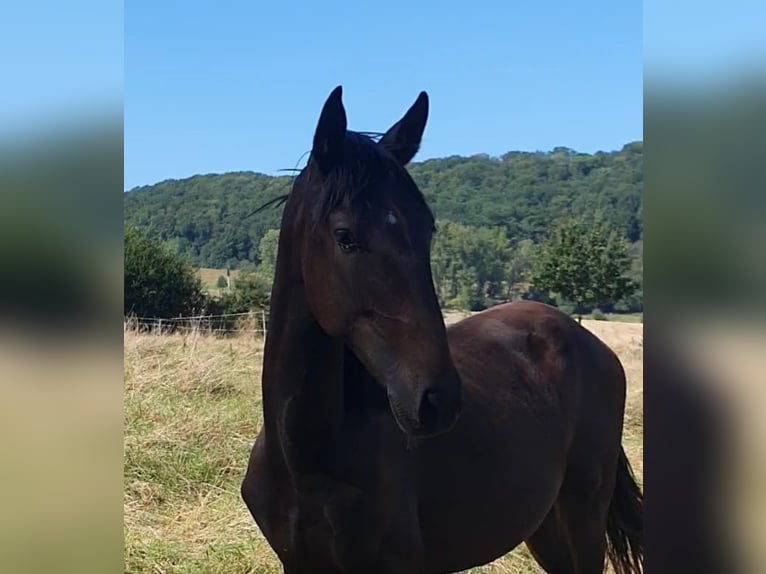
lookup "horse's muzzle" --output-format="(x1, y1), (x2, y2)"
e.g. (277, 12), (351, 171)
(387, 374), (462, 438)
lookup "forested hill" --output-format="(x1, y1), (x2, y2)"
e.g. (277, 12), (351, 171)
(124, 142), (642, 269)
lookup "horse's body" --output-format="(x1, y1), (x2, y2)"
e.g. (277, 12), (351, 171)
(242, 87), (642, 574)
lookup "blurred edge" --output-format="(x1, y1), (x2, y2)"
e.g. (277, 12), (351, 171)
(0, 0), (124, 573)
(0, 118), (125, 573)
(645, 1), (766, 572)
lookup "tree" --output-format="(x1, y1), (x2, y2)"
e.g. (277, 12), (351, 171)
(506, 238), (536, 299)
(231, 272), (271, 312)
(257, 229), (280, 284)
(531, 217), (636, 322)
(208, 271), (271, 323)
(430, 220), (511, 311)
(124, 144), (642, 269)
(216, 275), (228, 289)
(124, 226), (205, 318)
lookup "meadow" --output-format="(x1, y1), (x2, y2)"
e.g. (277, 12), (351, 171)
(124, 315), (643, 573)
(197, 267), (240, 291)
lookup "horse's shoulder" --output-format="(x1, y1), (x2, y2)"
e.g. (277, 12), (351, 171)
(450, 301), (575, 343)
(447, 302), (597, 385)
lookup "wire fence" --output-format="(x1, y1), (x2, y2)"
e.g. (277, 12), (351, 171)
(124, 311), (269, 337)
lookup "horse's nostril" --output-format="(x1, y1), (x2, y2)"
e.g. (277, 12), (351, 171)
(418, 388), (442, 424)
(423, 389), (441, 409)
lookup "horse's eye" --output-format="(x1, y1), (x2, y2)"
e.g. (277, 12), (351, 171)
(334, 228), (358, 253)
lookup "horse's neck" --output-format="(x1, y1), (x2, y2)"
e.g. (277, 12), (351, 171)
(260, 280), (345, 478)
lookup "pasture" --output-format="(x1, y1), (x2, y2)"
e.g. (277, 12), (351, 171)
(197, 267), (242, 291)
(124, 316), (643, 573)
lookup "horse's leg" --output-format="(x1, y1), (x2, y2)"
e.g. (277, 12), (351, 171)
(526, 461), (616, 574)
(555, 464), (616, 574)
(524, 504), (573, 574)
(556, 495), (610, 573)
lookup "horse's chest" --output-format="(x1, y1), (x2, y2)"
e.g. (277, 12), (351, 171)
(264, 492), (371, 572)
(287, 494), (338, 560)
(271, 480), (382, 571)
(245, 426), (413, 570)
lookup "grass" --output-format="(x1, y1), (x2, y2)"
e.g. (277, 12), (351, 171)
(124, 318), (643, 573)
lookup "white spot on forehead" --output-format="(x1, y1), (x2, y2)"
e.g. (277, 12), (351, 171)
(385, 210), (398, 225)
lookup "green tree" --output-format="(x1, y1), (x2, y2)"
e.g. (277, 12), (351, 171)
(124, 226), (205, 318)
(430, 220), (511, 310)
(257, 229), (280, 284)
(124, 143), (642, 269)
(531, 217), (636, 322)
(216, 275), (228, 289)
(506, 239), (536, 299)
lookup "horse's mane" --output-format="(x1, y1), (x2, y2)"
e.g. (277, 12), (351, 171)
(246, 131), (433, 229)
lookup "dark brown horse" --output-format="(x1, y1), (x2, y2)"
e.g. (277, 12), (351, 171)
(241, 87), (643, 574)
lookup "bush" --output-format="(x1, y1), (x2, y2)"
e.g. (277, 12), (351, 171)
(230, 272), (270, 312)
(203, 272), (271, 332)
(614, 287), (643, 313)
(592, 308), (608, 321)
(206, 272), (270, 315)
(216, 275), (228, 289)
(124, 227), (205, 319)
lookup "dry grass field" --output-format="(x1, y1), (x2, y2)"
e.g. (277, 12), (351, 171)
(124, 315), (643, 573)
(197, 267), (241, 291)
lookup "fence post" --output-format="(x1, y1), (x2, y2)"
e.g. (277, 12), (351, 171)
(261, 310), (267, 352)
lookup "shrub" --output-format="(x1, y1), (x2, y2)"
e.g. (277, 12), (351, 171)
(592, 308), (608, 321)
(124, 227), (205, 319)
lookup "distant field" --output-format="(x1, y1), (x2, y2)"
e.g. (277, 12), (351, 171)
(124, 316), (643, 573)
(197, 267), (240, 291)
(585, 312), (643, 323)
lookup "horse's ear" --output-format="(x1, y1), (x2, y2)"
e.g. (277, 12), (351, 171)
(312, 85), (347, 173)
(379, 91), (429, 165)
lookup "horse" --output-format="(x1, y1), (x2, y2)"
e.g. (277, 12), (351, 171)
(241, 86), (643, 574)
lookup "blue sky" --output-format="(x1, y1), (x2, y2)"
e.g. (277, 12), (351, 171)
(644, 0), (766, 84)
(124, 1), (643, 190)
(0, 0), (122, 142)
(3, 1), (764, 189)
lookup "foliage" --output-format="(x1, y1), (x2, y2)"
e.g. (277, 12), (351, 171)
(506, 239), (536, 300)
(124, 172), (290, 269)
(215, 275), (228, 289)
(592, 308), (608, 321)
(431, 220), (512, 310)
(531, 217), (637, 321)
(199, 271), (271, 332)
(124, 143), (642, 314)
(124, 143), (642, 270)
(410, 143), (643, 244)
(257, 228), (280, 285)
(229, 272), (271, 312)
(124, 226), (205, 319)
(205, 271), (269, 315)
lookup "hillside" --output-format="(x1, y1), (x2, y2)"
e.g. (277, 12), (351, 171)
(124, 142), (642, 269)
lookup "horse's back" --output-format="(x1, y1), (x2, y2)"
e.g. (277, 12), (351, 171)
(416, 301), (627, 572)
(448, 300), (627, 459)
(447, 300), (625, 406)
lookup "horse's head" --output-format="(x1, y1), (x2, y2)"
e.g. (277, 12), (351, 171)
(288, 86), (461, 437)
